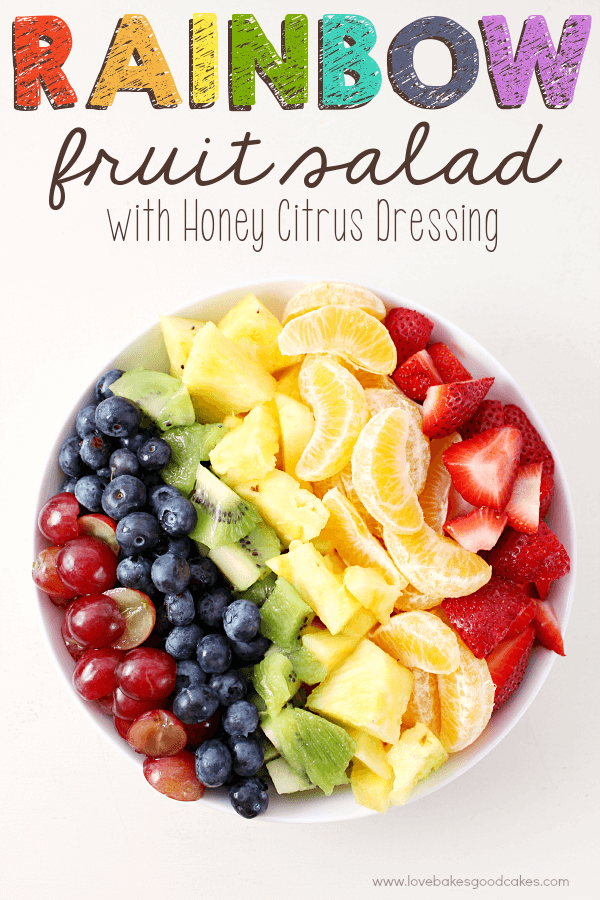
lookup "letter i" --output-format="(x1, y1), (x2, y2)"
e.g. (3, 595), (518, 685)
(190, 13), (218, 107)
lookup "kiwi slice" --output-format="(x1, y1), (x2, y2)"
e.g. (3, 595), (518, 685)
(261, 733), (280, 764)
(189, 465), (260, 549)
(293, 708), (355, 796)
(260, 577), (314, 651)
(161, 424), (226, 494)
(236, 572), (277, 606)
(261, 706), (305, 776)
(111, 369), (195, 429)
(252, 649), (300, 716)
(208, 521), (281, 591)
(266, 757), (313, 794)
(285, 646), (327, 685)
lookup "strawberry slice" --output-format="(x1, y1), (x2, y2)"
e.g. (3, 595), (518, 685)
(505, 462), (542, 534)
(485, 521), (570, 583)
(445, 486), (475, 525)
(442, 427), (523, 509)
(443, 577), (534, 658)
(533, 600), (565, 655)
(383, 307), (434, 366)
(392, 349), (442, 402)
(534, 577), (553, 600)
(486, 625), (536, 710)
(458, 399), (504, 439)
(427, 342), (472, 383)
(422, 377), (494, 439)
(444, 507), (507, 553)
(503, 404), (554, 475)
(504, 597), (537, 638)
(539, 472), (554, 519)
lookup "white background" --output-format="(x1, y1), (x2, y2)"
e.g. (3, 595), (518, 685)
(2, 2), (599, 898)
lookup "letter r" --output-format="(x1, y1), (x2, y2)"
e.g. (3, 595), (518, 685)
(13, 16), (78, 110)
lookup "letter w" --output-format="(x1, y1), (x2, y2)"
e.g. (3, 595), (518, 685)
(479, 15), (592, 108)
(107, 209), (131, 240)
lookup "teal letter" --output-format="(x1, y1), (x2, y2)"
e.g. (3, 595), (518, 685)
(320, 14), (381, 108)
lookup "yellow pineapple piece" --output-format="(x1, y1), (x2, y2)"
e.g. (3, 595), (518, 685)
(302, 630), (360, 674)
(307, 639), (413, 743)
(190, 393), (228, 424)
(386, 723), (448, 805)
(321, 550), (346, 576)
(159, 315), (205, 378)
(345, 727), (393, 781)
(235, 470), (328, 546)
(343, 565), (400, 625)
(218, 294), (300, 373)
(209, 401), (279, 486)
(182, 322), (277, 416)
(275, 362), (303, 403)
(351, 760), (393, 813)
(267, 541), (360, 634)
(311, 535), (336, 555)
(342, 607), (378, 640)
(273, 392), (315, 481)
(403, 669), (442, 737)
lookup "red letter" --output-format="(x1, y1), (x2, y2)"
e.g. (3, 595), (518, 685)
(14, 15), (77, 110)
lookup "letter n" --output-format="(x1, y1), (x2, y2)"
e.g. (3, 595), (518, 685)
(13, 15), (77, 110)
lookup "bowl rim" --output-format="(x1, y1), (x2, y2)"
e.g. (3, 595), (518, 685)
(33, 277), (577, 824)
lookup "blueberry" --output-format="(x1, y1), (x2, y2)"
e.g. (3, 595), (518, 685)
(95, 396), (141, 438)
(223, 599), (261, 642)
(228, 776), (269, 818)
(196, 634), (232, 675)
(188, 557), (219, 591)
(117, 555), (154, 592)
(119, 430), (150, 454)
(151, 553), (190, 594)
(157, 495), (198, 537)
(229, 736), (264, 777)
(137, 437), (172, 471)
(58, 436), (84, 477)
(95, 368), (124, 402)
(222, 700), (259, 737)
(74, 474), (106, 512)
(209, 670), (246, 706)
(116, 511), (161, 555)
(165, 623), (203, 660)
(195, 739), (232, 787)
(164, 590), (195, 626)
(75, 404), (98, 439)
(96, 466), (111, 481)
(167, 536), (191, 559)
(196, 587), (232, 629)
(173, 684), (219, 724)
(175, 659), (206, 691)
(231, 634), (270, 664)
(60, 475), (78, 494)
(80, 432), (112, 470)
(152, 604), (172, 641)
(102, 475), (146, 520)
(148, 483), (182, 515)
(109, 448), (139, 479)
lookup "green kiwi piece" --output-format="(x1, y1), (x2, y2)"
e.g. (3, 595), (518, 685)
(208, 521), (281, 591)
(161, 424), (226, 494)
(285, 646), (327, 685)
(236, 572), (277, 606)
(259, 577), (314, 651)
(189, 465), (260, 549)
(262, 706), (306, 777)
(111, 369), (195, 429)
(252, 649), (300, 717)
(293, 709), (355, 796)
(266, 757), (313, 794)
(261, 733), (280, 764)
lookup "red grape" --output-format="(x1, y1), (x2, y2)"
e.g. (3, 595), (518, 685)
(38, 492), (80, 544)
(183, 712), (220, 749)
(32, 546), (78, 602)
(96, 693), (116, 715)
(114, 716), (131, 740)
(65, 594), (126, 649)
(103, 588), (156, 650)
(61, 617), (86, 661)
(117, 648), (177, 701)
(143, 751), (204, 801)
(73, 647), (125, 700)
(113, 687), (166, 721)
(77, 514), (119, 555)
(127, 710), (187, 757)
(57, 536), (118, 595)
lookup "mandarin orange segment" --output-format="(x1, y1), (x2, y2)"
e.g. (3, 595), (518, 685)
(402, 668), (442, 737)
(372, 611), (460, 675)
(365, 388), (430, 495)
(296, 354), (369, 481)
(383, 521), (492, 598)
(351, 408), (424, 535)
(394, 585), (445, 612)
(419, 433), (462, 533)
(278, 306), (397, 375)
(437, 636), (495, 752)
(282, 281), (387, 323)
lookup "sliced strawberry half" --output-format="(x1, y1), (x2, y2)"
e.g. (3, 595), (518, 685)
(422, 377), (494, 439)
(392, 349), (442, 402)
(427, 342), (472, 383)
(444, 507), (507, 553)
(485, 521), (570, 583)
(503, 404), (554, 475)
(445, 486), (475, 525)
(383, 307), (434, 366)
(486, 624), (536, 710)
(458, 399), (504, 440)
(505, 462), (542, 534)
(504, 597), (537, 638)
(443, 577), (534, 658)
(534, 577), (553, 600)
(442, 426), (523, 509)
(533, 600), (565, 655)
(539, 472), (554, 519)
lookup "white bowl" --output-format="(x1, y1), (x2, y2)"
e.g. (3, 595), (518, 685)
(33, 279), (576, 823)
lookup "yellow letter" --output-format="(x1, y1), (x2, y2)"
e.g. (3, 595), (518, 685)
(190, 13), (218, 107)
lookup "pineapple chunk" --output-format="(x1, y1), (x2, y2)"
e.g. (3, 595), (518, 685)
(182, 322), (277, 416)
(342, 607), (378, 640)
(273, 392), (315, 481)
(209, 401), (279, 486)
(345, 727), (394, 781)
(218, 294), (300, 373)
(159, 315), (205, 378)
(235, 470), (329, 546)
(320, 550), (346, 576)
(343, 566), (399, 625)
(386, 723), (448, 805)
(275, 362), (303, 402)
(302, 630), (360, 674)
(351, 760), (394, 813)
(267, 541), (361, 634)
(307, 639), (413, 744)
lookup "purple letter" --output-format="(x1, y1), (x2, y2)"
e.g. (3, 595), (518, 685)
(480, 15), (592, 108)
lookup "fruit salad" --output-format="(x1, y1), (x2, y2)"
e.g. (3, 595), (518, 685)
(32, 283), (570, 818)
